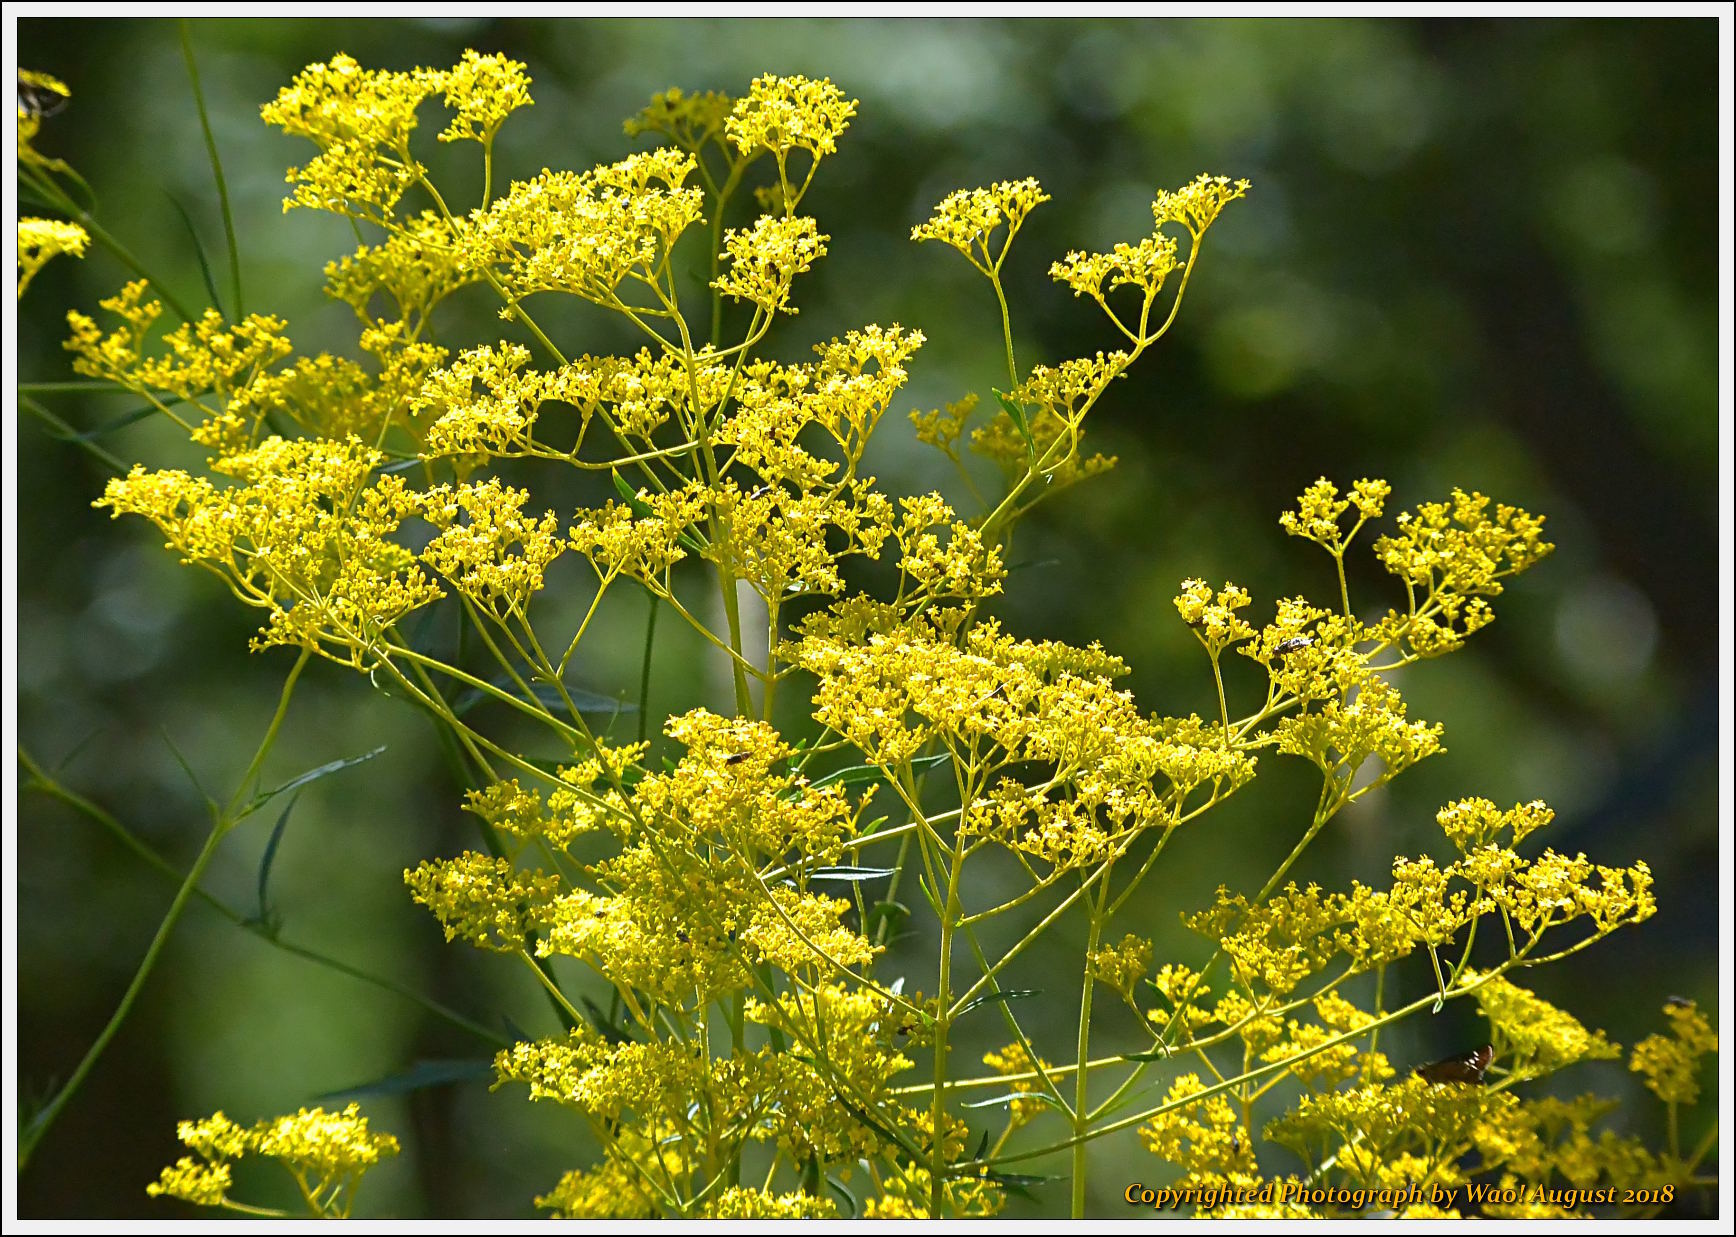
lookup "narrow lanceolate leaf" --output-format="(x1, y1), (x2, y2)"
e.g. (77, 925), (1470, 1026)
(316, 1058), (497, 1103)
(610, 470), (706, 553)
(806, 865), (897, 884)
(167, 192), (226, 316)
(252, 792), (298, 932)
(992, 387), (1037, 462)
(452, 676), (635, 720)
(42, 404), (156, 444)
(961, 1090), (1066, 1112)
(953, 988), (1043, 1019)
(826, 1174), (858, 1219)
(612, 468), (652, 514)
(810, 752), (948, 790)
(252, 745), (387, 808)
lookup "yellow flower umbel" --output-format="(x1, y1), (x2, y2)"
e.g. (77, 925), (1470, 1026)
(17, 217), (88, 297)
(148, 1105), (398, 1218)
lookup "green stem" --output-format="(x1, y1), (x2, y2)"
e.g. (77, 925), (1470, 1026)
(1072, 874), (1111, 1218)
(19, 393), (128, 474)
(18, 823), (225, 1170)
(18, 745), (506, 1048)
(18, 650), (309, 1171)
(19, 164), (201, 323)
(990, 272), (1019, 387)
(179, 19), (243, 318)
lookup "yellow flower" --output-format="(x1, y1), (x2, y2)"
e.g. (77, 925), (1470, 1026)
(726, 73), (857, 162)
(912, 177), (1050, 273)
(17, 217), (88, 297)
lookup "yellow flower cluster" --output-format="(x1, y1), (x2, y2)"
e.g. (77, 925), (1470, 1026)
(1279, 475), (1392, 552)
(434, 49), (532, 145)
(725, 73), (857, 163)
(148, 1105), (398, 1218)
(324, 209), (481, 327)
(624, 86), (734, 152)
(912, 176), (1051, 273)
(1139, 1072), (1259, 1191)
(96, 435), (439, 664)
(1630, 997), (1717, 1105)
(1090, 932), (1156, 1001)
(17, 216), (88, 297)
(465, 148), (704, 306)
(1471, 973), (1621, 1079)
(1152, 173), (1254, 236)
(1184, 802), (1653, 997)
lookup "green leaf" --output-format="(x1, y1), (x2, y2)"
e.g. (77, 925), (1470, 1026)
(611, 469), (651, 513)
(43, 404), (157, 444)
(452, 676), (635, 720)
(316, 1058), (496, 1103)
(1119, 1045), (1172, 1062)
(826, 1174), (858, 1219)
(862, 900), (910, 941)
(252, 792), (298, 934)
(961, 1090), (1066, 1112)
(807, 865), (897, 884)
(1004, 556), (1063, 574)
(610, 471), (706, 553)
(954, 988), (1042, 1019)
(811, 752), (948, 790)
(166, 192), (226, 316)
(252, 745), (386, 808)
(992, 387), (1037, 462)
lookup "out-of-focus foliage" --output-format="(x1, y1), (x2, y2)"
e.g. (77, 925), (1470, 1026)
(14, 17), (1717, 1218)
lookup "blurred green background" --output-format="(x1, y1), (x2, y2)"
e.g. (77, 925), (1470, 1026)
(14, 16), (1719, 1218)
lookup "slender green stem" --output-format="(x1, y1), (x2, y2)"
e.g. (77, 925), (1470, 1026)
(19, 393), (128, 474)
(18, 650), (308, 1171)
(18, 164), (201, 324)
(1333, 550), (1352, 618)
(990, 272), (1019, 387)
(19, 823), (223, 1170)
(19, 745), (506, 1047)
(179, 19), (243, 318)
(1072, 874), (1111, 1218)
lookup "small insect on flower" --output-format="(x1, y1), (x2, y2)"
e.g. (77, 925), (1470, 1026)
(1274, 635), (1314, 658)
(1665, 995), (1694, 1010)
(723, 752), (753, 766)
(1414, 1043), (1493, 1086)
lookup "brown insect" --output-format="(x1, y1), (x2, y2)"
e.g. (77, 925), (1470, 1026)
(1414, 1044), (1493, 1086)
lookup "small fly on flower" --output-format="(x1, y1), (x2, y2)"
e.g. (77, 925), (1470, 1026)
(1274, 635), (1313, 658)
